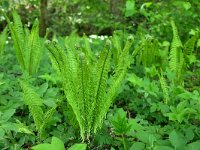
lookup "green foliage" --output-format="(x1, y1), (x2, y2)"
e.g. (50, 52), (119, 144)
(0, 26), (7, 55)
(46, 36), (134, 140)
(20, 80), (57, 139)
(3, 11), (43, 75)
(158, 70), (169, 104)
(169, 20), (184, 83)
(32, 136), (87, 150)
(137, 37), (160, 67)
(0, 3), (200, 148)
(125, 0), (136, 17)
(111, 108), (131, 135)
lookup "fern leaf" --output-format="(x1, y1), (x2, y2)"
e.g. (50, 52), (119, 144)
(169, 20), (184, 83)
(46, 41), (83, 138)
(183, 33), (198, 64)
(20, 80), (44, 131)
(40, 106), (57, 139)
(91, 40), (111, 133)
(8, 11), (26, 69)
(158, 71), (169, 104)
(28, 20), (42, 74)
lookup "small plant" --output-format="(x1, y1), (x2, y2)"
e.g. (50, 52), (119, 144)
(45, 36), (134, 141)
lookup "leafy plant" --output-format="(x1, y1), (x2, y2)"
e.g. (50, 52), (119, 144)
(20, 80), (57, 140)
(45, 36), (134, 141)
(2, 11), (44, 75)
(169, 20), (198, 84)
(32, 136), (87, 150)
(111, 108), (132, 150)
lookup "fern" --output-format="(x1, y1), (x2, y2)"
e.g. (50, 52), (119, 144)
(169, 20), (184, 84)
(111, 31), (123, 65)
(20, 80), (57, 139)
(136, 37), (159, 68)
(0, 26), (8, 55)
(46, 36), (134, 141)
(158, 70), (169, 104)
(3, 11), (43, 75)
(183, 33), (198, 64)
(20, 80), (44, 131)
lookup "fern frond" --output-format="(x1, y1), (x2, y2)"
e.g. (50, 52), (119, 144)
(111, 31), (122, 65)
(83, 34), (94, 62)
(158, 71), (169, 104)
(4, 11), (43, 75)
(183, 33), (198, 64)
(115, 35), (134, 73)
(46, 41), (83, 137)
(8, 11), (26, 69)
(170, 20), (183, 48)
(93, 36), (134, 132)
(169, 20), (184, 83)
(20, 80), (57, 139)
(20, 80), (44, 131)
(91, 40), (111, 133)
(40, 106), (57, 139)
(27, 19), (42, 74)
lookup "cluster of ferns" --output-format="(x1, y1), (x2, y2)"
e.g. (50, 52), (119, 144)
(0, 10), (198, 142)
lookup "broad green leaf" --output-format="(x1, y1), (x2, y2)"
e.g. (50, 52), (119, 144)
(186, 140), (200, 150)
(169, 130), (187, 149)
(32, 137), (65, 150)
(135, 131), (156, 145)
(128, 119), (143, 131)
(32, 144), (53, 150)
(125, 0), (136, 17)
(37, 82), (48, 97)
(68, 143), (87, 150)
(183, 2), (191, 10)
(145, 2), (152, 8)
(130, 142), (145, 150)
(1, 122), (17, 131)
(0, 109), (15, 123)
(51, 137), (65, 150)
(154, 146), (174, 150)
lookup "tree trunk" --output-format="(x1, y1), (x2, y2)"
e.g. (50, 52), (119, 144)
(39, 0), (47, 37)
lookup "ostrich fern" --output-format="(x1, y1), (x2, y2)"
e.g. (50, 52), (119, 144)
(46, 36), (134, 141)
(169, 20), (184, 84)
(169, 20), (198, 84)
(3, 11), (43, 75)
(135, 37), (159, 68)
(183, 33), (198, 65)
(158, 70), (169, 104)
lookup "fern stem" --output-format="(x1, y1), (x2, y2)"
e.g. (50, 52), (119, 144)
(122, 134), (127, 150)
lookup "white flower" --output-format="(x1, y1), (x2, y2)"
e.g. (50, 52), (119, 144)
(89, 35), (98, 39)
